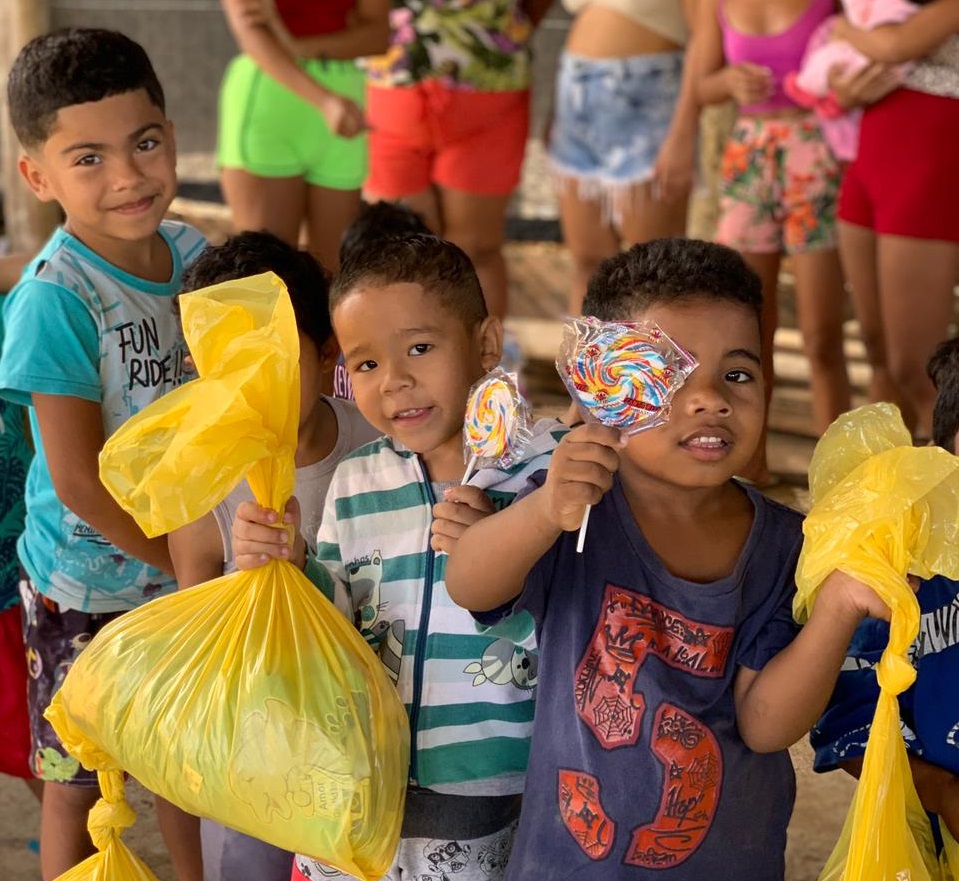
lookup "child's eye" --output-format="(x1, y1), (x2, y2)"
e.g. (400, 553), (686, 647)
(75, 154), (101, 167)
(726, 369), (753, 384)
(137, 138), (160, 152)
(355, 359), (378, 373)
(409, 343), (433, 356)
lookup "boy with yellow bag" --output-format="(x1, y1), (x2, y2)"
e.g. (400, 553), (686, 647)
(811, 339), (959, 873)
(43, 270), (410, 881)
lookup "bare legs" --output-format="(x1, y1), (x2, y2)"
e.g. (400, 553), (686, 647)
(559, 180), (690, 316)
(840, 221), (959, 436)
(736, 247), (850, 483)
(155, 795), (203, 881)
(220, 168), (361, 272)
(39, 781), (98, 880)
(374, 186), (514, 320)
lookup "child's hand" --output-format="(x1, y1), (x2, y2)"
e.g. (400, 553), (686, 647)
(319, 93), (367, 139)
(815, 570), (893, 624)
(540, 424), (625, 532)
(232, 497), (306, 570)
(430, 486), (496, 555)
(724, 63), (774, 106)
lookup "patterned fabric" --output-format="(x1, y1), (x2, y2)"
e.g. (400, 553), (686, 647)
(0, 221), (206, 612)
(717, 114), (842, 255)
(361, 0), (534, 91)
(304, 419), (566, 794)
(477, 478), (803, 879)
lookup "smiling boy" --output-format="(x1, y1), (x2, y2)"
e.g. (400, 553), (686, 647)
(447, 238), (889, 880)
(0, 29), (204, 879)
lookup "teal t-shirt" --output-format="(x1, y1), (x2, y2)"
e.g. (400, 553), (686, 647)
(0, 221), (206, 612)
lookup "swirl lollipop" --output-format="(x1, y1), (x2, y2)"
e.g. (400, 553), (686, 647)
(557, 317), (698, 550)
(462, 368), (533, 484)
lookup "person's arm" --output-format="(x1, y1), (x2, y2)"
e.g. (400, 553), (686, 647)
(839, 754), (959, 839)
(835, 0), (959, 63)
(168, 514), (226, 589)
(521, 0), (556, 28)
(651, 0), (703, 203)
(446, 424), (624, 611)
(290, 0), (391, 60)
(733, 570), (891, 753)
(695, 0), (773, 106)
(219, 0), (365, 138)
(430, 485), (495, 555)
(33, 393), (173, 575)
(827, 60), (901, 109)
(0, 254), (29, 294)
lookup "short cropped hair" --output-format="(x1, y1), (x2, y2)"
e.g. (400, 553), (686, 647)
(179, 231), (333, 349)
(8, 28), (165, 150)
(330, 233), (487, 329)
(338, 201), (432, 267)
(927, 338), (959, 451)
(583, 238), (763, 327)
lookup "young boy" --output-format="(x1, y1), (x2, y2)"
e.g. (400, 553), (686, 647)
(446, 238), (888, 879)
(165, 231), (379, 881)
(812, 337), (959, 844)
(232, 234), (565, 881)
(332, 200), (431, 401)
(0, 28), (205, 880)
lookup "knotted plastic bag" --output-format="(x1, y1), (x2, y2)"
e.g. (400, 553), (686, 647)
(45, 272), (409, 881)
(795, 403), (959, 881)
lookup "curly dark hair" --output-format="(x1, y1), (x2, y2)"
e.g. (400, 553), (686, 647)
(179, 231), (333, 349)
(8, 28), (165, 150)
(582, 238), (763, 327)
(927, 337), (959, 451)
(331, 233), (487, 329)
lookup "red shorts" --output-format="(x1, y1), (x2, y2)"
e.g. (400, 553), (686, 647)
(838, 88), (959, 242)
(0, 604), (32, 780)
(366, 82), (530, 198)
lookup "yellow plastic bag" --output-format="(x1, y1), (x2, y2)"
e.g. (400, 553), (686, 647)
(45, 273), (409, 881)
(52, 772), (160, 881)
(796, 403), (959, 881)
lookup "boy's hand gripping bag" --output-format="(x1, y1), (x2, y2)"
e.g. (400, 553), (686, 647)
(795, 403), (959, 881)
(44, 273), (410, 881)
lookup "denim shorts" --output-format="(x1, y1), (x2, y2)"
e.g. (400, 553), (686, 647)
(548, 51), (684, 196)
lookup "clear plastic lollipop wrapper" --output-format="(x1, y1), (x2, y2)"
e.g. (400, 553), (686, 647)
(557, 316), (698, 551)
(462, 368), (533, 485)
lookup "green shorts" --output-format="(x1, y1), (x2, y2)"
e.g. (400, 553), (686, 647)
(217, 55), (367, 190)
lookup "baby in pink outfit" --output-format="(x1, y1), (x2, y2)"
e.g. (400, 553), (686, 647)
(785, 0), (918, 160)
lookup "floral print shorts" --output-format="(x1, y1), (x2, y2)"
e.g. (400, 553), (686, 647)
(716, 114), (842, 255)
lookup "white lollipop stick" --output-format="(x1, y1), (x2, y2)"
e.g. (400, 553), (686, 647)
(576, 505), (591, 554)
(461, 453), (479, 486)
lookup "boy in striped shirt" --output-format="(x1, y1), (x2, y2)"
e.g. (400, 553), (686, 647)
(233, 234), (564, 881)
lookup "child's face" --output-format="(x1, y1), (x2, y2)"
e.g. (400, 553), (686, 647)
(333, 281), (502, 473)
(18, 89), (176, 265)
(618, 298), (765, 491)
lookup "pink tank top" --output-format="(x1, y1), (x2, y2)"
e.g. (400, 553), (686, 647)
(721, 0), (835, 114)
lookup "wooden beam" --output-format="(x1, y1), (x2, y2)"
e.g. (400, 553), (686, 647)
(1, 0), (59, 254)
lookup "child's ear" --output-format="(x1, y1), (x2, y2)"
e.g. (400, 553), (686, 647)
(317, 334), (341, 374)
(18, 154), (56, 203)
(477, 316), (503, 372)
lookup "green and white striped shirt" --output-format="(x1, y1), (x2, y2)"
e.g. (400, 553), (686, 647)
(307, 419), (566, 795)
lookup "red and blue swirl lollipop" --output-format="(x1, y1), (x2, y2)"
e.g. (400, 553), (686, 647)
(557, 317), (698, 549)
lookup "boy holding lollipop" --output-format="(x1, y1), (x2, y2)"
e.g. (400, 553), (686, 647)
(231, 234), (564, 881)
(446, 238), (889, 879)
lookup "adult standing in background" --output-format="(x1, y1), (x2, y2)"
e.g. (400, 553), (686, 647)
(550, 0), (701, 315)
(360, 0), (554, 319)
(218, 0), (390, 271)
